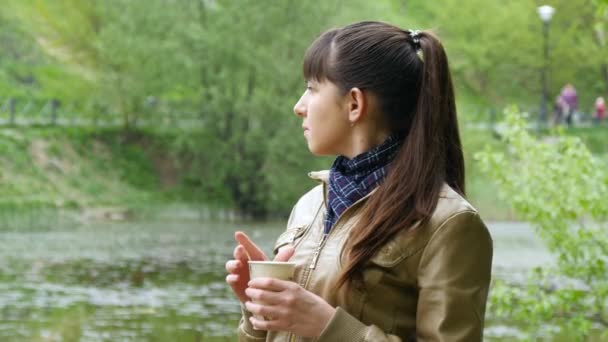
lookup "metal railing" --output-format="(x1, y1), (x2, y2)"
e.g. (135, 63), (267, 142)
(0, 97), (205, 129)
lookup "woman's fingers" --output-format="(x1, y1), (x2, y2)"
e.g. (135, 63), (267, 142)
(225, 260), (242, 273)
(274, 245), (295, 262)
(235, 231), (267, 261)
(249, 315), (282, 332)
(248, 277), (296, 292)
(244, 287), (285, 305)
(246, 302), (288, 328)
(226, 274), (239, 284)
(226, 274), (248, 303)
(234, 245), (247, 262)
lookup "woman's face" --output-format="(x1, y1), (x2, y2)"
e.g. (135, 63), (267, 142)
(293, 80), (350, 156)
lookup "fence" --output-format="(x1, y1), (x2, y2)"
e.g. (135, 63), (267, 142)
(0, 97), (205, 129)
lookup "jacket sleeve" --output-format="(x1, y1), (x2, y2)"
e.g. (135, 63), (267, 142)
(317, 211), (493, 342)
(317, 307), (403, 341)
(416, 211), (493, 341)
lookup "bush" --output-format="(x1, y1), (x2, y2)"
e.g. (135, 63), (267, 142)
(476, 107), (608, 341)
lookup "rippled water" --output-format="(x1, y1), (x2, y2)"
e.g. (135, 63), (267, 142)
(0, 218), (285, 341)
(0, 216), (596, 341)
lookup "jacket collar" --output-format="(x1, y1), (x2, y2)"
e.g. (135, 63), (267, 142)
(308, 170), (330, 205)
(307, 170), (330, 184)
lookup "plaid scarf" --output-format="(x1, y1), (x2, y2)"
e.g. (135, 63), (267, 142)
(325, 134), (403, 233)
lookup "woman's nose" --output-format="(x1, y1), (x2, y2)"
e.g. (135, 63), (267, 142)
(293, 97), (306, 117)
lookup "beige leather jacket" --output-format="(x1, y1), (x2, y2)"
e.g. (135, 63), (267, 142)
(239, 170), (493, 342)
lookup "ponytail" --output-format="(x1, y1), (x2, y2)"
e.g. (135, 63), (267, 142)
(335, 29), (464, 290)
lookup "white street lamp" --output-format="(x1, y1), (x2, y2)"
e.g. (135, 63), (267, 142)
(537, 5), (555, 125)
(537, 5), (555, 23)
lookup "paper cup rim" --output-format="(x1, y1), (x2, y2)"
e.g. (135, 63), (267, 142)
(247, 261), (296, 265)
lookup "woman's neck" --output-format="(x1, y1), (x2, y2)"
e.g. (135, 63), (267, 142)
(342, 129), (391, 159)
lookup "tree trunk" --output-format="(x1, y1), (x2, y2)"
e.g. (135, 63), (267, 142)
(601, 63), (608, 94)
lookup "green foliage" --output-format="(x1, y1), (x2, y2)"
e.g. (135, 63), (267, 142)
(8, 0), (185, 125)
(172, 0), (415, 217)
(4, 0), (608, 219)
(0, 5), (44, 98)
(460, 127), (512, 220)
(476, 108), (608, 340)
(405, 0), (608, 113)
(4, 0), (396, 217)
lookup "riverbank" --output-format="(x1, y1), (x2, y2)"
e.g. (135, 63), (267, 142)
(0, 125), (605, 225)
(0, 127), (170, 206)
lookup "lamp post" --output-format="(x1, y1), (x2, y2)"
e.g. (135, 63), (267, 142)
(537, 5), (555, 125)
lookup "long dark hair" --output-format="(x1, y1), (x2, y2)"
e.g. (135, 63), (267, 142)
(302, 21), (464, 289)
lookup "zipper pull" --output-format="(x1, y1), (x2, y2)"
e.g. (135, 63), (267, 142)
(290, 225), (305, 244)
(309, 234), (328, 269)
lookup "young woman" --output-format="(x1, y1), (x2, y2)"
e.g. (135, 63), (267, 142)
(225, 21), (493, 342)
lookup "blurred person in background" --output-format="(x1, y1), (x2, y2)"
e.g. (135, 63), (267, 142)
(552, 94), (568, 126)
(593, 96), (606, 125)
(560, 83), (578, 127)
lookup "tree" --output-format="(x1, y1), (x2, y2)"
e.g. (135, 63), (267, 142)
(169, 0), (361, 217)
(0, 5), (45, 98)
(11, 0), (186, 128)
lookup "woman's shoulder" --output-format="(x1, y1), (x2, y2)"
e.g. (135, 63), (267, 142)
(369, 184), (490, 268)
(294, 183), (324, 209)
(428, 184), (485, 232)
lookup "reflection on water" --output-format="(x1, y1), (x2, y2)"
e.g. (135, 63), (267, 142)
(0, 218), (285, 341)
(0, 215), (584, 341)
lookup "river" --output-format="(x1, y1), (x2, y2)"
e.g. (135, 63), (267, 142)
(0, 215), (600, 341)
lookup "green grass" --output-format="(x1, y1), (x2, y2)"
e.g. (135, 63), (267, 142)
(0, 127), (172, 212)
(558, 125), (608, 155)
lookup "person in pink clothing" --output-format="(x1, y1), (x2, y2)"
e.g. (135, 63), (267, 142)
(560, 84), (578, 126)
(593, 96), (606, 125)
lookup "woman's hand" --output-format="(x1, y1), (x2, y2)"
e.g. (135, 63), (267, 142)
(225, 231), (294, 303)
(244, 277), (336, 337)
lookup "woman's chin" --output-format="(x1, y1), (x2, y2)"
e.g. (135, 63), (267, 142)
(306, 143), (322, 155)
(307, 144), (333, 157)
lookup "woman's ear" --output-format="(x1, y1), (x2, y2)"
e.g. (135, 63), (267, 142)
(346, 87), (366, 125)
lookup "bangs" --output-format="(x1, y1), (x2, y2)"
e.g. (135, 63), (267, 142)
(303, 29), (338, 82)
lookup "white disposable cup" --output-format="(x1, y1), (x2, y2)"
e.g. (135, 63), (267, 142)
(248, 261), (296, 323)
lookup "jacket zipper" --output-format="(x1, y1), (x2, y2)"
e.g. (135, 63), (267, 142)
(288, 192), (374, 342)
(309, 234), (328, 270)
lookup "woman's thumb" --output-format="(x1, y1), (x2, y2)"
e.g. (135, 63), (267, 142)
(274, 245), (295, 262)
